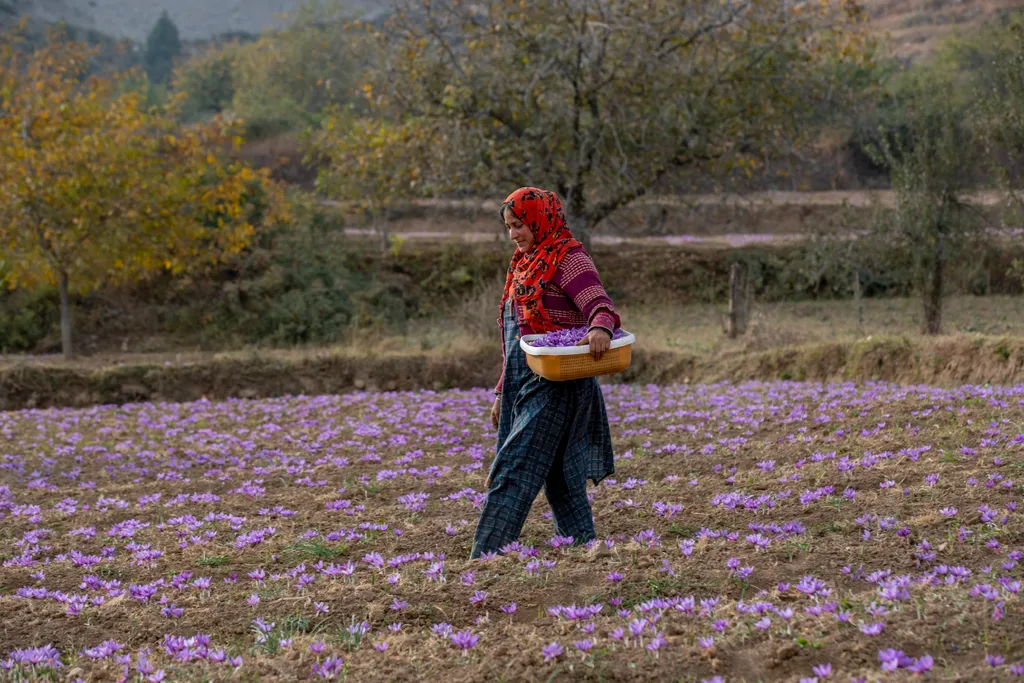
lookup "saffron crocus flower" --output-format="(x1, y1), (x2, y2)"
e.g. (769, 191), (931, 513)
(647, 633), (667, 652)
(160, 604), (184, 619)
(431, 623), (453, 638)
(859, 622), (885, 636)
(811, 662), (832, 678)
(450, 629), (479, 650)
(542, 642), (563, 662)
(311, 654), (344, 679)
(500, 602), (517, 615)
(878, 649), (904, 671)
(574, 639), (594, 653)
(907, 655), (934, 674)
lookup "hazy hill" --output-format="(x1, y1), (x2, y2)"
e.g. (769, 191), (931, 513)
(2, 0), (1019, 59)
(866, 0), (1020, 61)
(1, 0), (381, 43)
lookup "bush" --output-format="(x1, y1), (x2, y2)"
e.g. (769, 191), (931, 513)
(172, 41), (239, 121)
(0, 287), (56, 353)
(196, 202), (358, 346)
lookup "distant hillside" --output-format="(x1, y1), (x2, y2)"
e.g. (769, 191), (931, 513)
(2, 0), (1018, 59)
(866, 0), (1021, 61)
(2, 0), (382, 43)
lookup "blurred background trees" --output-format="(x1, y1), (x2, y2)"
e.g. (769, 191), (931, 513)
(0, 24), (286, 358)
(3, 0), (1024, 355)
(311, 0), (874, 250)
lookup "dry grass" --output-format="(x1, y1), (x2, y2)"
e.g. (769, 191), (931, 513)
(3, 294), (1023, 371)
(619, 295), (1024, 355)
(283, 294), (1024, 360)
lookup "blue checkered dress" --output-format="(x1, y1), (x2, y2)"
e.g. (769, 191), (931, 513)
(470, 301), (615, 558)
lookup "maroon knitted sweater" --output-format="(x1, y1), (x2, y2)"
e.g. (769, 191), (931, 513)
(495, 247), (621, 395)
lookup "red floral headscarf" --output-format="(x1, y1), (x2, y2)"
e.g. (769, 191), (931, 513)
(499, 187), (583, 333)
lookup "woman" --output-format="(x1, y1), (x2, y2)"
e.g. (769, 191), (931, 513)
(470, 187), (621, 559)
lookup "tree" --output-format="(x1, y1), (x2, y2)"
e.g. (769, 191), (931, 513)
(304, 110), (435, 251)
(867, 71), (984, 336)
(228, 0), (358, 137)
(974, 12), (1024, 224)
(172, 39), (240, 120)
(143, 10), (181, 85)
(312, 0), (871, 248)
(0, 26), (287, 358)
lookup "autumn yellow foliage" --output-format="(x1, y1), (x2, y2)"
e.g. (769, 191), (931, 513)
(0, 23), (288, 357)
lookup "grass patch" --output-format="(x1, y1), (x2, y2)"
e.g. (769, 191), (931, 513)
(196, 554), (230, 567)
(283, 539), (346, 560)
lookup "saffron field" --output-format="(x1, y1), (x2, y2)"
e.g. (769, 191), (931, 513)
(1, 382), (1023, 681)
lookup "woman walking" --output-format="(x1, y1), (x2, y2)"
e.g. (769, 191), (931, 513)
(471, 187), (621, 559)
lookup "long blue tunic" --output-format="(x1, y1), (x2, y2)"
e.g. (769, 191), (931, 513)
(470, 300), (616, 557)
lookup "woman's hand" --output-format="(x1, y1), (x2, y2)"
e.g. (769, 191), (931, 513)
(577, 328), (612, 361)
(490, 397), (501, 429)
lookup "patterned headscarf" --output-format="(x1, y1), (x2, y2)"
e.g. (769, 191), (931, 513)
(499, 187), (583, 333)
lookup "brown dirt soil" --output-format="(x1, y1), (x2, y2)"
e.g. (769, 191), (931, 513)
(0, 381), (1022, 681)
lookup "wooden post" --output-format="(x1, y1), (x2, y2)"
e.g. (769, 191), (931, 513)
(853, 269), (863, 335)
(743, 268), (753, 334)
(376, 209), (390, 254)
(727, 262), (748, 339)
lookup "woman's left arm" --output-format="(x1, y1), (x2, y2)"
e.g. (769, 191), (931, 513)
(556, 249), (621, 358)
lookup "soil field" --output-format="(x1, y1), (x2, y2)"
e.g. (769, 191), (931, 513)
(1, 381), (1023, 681)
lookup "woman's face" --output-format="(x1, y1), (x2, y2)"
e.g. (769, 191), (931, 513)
(503, 208), (535, 253)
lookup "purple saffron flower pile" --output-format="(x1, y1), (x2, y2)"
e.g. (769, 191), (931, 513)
(527, 326), (629, 348)
(0, 380), (1022, 679)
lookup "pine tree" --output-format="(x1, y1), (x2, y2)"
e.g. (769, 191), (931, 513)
(143, 10), (181, 85)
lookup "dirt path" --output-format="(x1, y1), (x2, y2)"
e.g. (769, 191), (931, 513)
(340, 228), (811, 248)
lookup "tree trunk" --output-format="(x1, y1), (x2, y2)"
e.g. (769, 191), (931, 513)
(59, 270), (74, 359)
(577, 226), (592, 254)
(565, 211), (592, 253)
(562, 191), (592, 253)
(376, 211), (390, 254)
(922, 253), (944, 336)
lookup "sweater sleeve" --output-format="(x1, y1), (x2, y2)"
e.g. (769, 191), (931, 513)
(555, 249), (621, 335)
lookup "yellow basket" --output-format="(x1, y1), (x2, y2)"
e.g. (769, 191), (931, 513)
(520, 331), (635, 381)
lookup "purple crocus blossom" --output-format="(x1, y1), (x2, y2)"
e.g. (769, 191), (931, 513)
(527, 326), (628, 348)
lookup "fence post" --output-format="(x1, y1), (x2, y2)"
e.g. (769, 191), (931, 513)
(727, 262), (748, 339)
(853, 269), (863, 335)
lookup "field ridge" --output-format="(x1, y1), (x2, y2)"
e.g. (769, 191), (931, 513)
(5, 333), (1024, 411)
